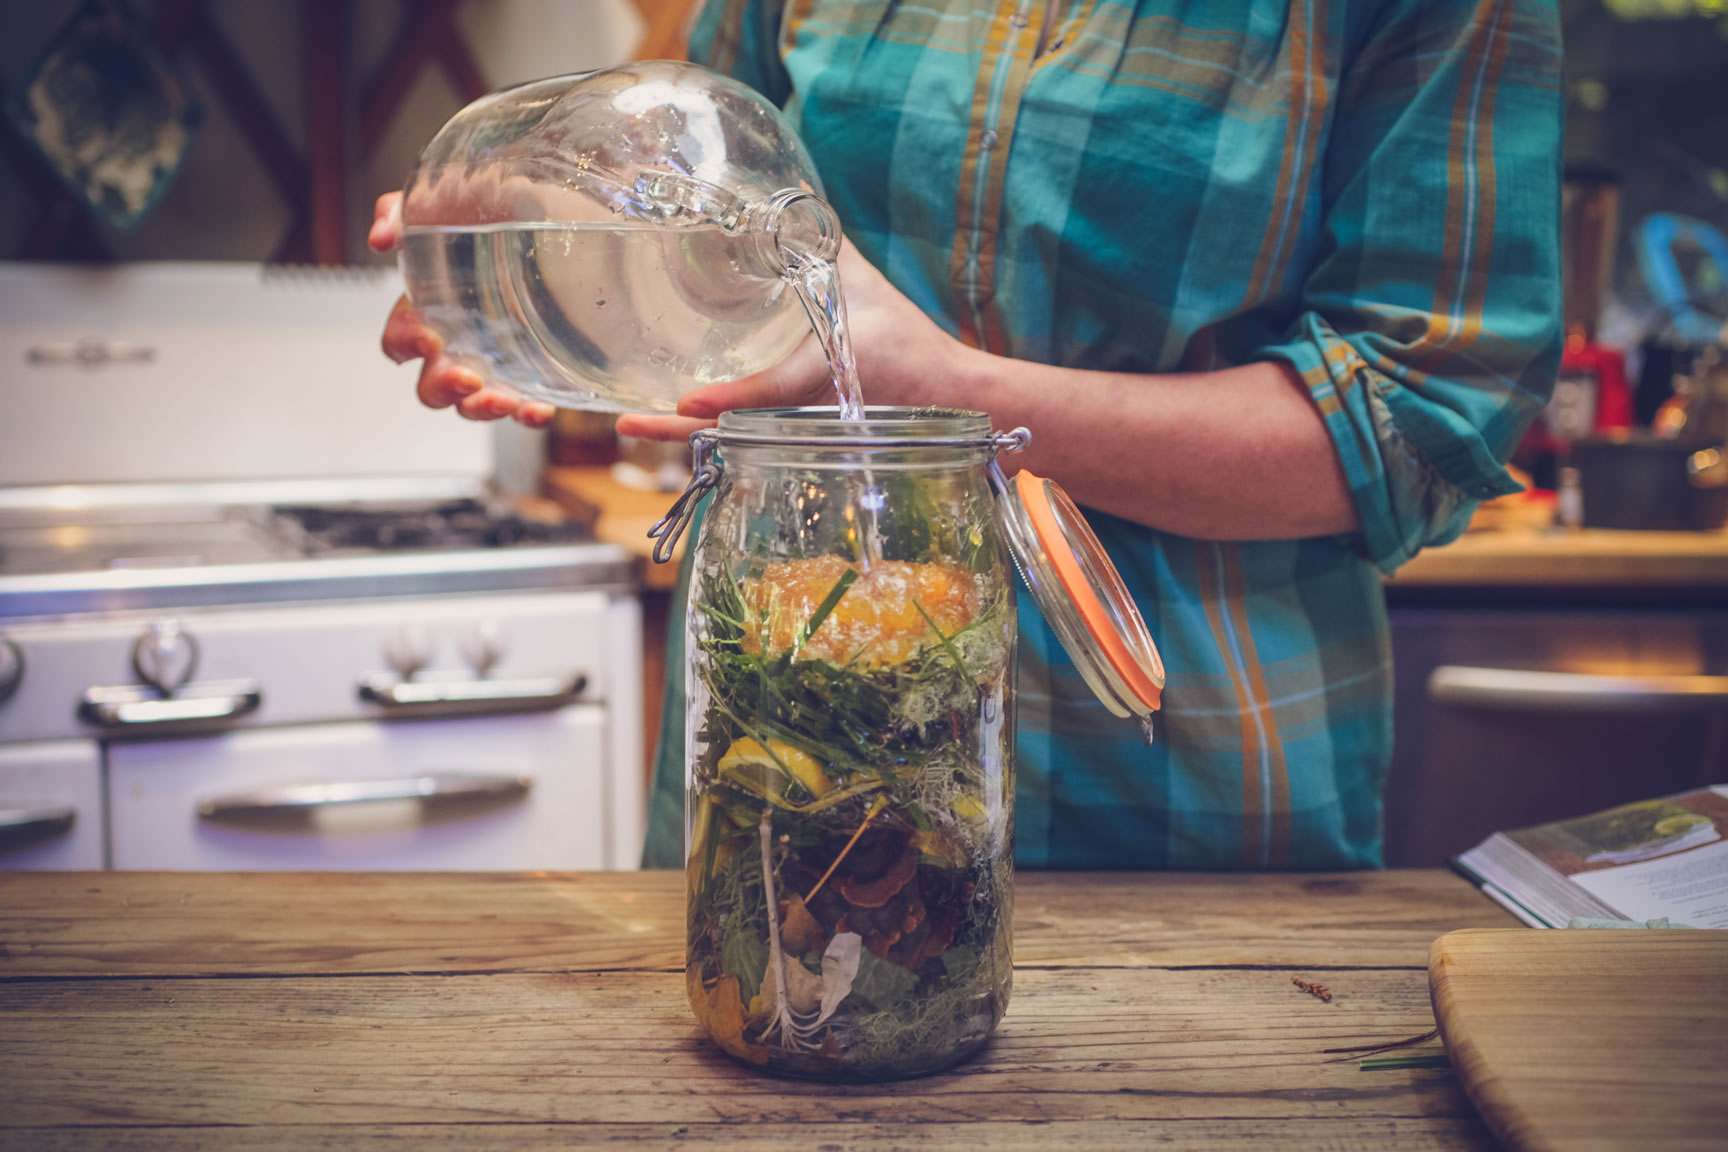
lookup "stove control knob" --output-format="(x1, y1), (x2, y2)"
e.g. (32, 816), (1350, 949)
(384, 625), (431, 682)
(0, 636), (22, 706)
(132, 620), (198, 695)
(461, 621), (503, 678)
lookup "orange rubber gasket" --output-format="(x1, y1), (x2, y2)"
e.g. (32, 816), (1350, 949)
(1014, 469), (1163, 710)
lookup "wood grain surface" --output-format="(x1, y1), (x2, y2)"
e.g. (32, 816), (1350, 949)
(0, 870), (1517, 1151)
(1430, 929), (1728, 1152)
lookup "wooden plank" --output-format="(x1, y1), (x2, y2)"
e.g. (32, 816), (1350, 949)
(1430, 929), (1728, 1152)
(0, 968), (1471, 1129)
(0, 871), (1514, 978)
(304, 0), (347, 265)
(359, 0), (483, 155)
(0, 1117), (1496, 1152)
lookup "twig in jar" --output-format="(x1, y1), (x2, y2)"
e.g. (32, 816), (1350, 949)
(803, 793), (891, 904)
(755, 806), (822, 1051)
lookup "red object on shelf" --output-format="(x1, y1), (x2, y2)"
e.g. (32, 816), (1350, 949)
(1520, 328), (1633, 465)
(1565, 333), (1633, 431)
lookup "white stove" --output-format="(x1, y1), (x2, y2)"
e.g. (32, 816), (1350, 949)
(0, 263), (644, 872)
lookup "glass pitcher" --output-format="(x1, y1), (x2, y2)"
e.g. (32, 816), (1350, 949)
(397, 60), (839, 414)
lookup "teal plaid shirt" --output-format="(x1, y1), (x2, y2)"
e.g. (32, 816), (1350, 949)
(644, 0), (1562, 870)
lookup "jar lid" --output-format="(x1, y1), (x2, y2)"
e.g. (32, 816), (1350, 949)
(996, 469), (1165, 739)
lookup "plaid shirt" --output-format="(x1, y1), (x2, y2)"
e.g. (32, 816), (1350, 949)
(644, 0), (1562, 870)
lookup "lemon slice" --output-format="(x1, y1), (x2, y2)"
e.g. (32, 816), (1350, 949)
(718, 737), (834, 800)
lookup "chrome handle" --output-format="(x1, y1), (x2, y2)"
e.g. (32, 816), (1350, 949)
(196, 772), (531, 820)
(79, 680), (262, 730)
(0, 805), (76, 847)
(1430, 666), (1728, 711)
(26, 339), (155, 368)
(357, 673), (585, 716)
(0, 636), (21, 705)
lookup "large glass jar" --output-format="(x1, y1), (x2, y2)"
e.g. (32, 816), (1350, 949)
(679, 408), (1020, 1081)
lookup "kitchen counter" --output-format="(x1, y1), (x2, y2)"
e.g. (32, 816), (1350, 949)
(543, 466), (688, 591)
(1389, 523), (1728, 590)
(0, 869), (1516, 1150)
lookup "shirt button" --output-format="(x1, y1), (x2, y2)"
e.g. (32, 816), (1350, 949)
(1009, 12), (1028, 27)
(981, 129), (999, 150)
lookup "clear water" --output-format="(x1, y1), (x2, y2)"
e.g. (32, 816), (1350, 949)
(786, 255), (864, 421)
(783, 251), (882, 563)
(401, 222), (812, 413)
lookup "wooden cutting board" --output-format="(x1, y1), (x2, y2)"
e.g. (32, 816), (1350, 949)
(1429, 929), (1728, 1152)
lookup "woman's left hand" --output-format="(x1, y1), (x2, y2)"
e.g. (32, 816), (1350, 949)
(614, 238), (971, 441)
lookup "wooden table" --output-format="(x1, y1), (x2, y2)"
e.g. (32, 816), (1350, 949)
(0, 870), (1517, 1150)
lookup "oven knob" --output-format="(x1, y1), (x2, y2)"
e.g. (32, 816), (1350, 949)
(0, 636), (22, 705)
(461, 621), (503, 678)
(132, 620), (198, 695)
(384, 625), (431, 681)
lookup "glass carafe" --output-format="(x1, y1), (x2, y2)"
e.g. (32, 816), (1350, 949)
(678, 408), (1020, 1081)
(397, 60), (839, 414)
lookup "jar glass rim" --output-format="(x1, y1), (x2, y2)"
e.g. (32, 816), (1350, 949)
(716, 406), (993, 443)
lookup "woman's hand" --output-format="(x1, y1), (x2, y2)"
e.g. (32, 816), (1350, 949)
(614, 238), (973, 441)
(370, 192), (556, 429)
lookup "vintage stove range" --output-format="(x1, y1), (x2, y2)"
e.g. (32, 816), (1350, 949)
(0, 262), (643, 871)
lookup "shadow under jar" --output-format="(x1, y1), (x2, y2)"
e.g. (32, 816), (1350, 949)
(681, 408), (1018, 1081)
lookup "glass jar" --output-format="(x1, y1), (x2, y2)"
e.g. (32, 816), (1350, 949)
(678, 408), (1020, 1081)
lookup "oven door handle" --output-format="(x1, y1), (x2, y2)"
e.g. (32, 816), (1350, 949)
(197, 772), (532, 821)
(0, 805), (76, 848)
(357, 673), (587, 716)
(79, 680), (263, 731)
(1430, 666), (1728, 711)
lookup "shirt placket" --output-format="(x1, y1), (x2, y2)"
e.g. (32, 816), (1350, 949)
(948, 0), (1043, 355)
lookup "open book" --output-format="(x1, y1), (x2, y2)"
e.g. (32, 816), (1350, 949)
(1452, 786), (1728, 929)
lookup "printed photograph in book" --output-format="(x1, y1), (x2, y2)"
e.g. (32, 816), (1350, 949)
(1507, 789), (1728, 874)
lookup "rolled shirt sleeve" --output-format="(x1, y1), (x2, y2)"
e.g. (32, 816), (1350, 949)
(1255, 0), (1564, 574)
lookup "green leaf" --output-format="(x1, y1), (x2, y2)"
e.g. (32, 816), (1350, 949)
(938, 944), (981, 986)
(720, 914), (768, 1005)
(849, 947), (919, 1010)
(800, 567), (859, 647)
(912, 598), (971, 682)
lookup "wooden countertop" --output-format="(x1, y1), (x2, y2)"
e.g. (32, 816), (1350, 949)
(1391, 523), (1728, 588)
(0, 869), (1517, 1150)
(543, 465), (688, 590)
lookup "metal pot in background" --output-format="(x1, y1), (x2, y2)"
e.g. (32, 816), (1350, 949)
(1573, 433), (1728, 531)
(1575, 349), (1728, 531)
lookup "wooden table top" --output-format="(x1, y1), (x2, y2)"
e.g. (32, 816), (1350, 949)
(0, 869), (1516, 1150)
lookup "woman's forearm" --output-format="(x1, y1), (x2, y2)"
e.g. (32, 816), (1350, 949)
(944, 348), (1359, 541)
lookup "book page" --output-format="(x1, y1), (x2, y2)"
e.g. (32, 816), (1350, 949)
(1481, 786), (1728, 925)
(1570, 838), (1728, 928)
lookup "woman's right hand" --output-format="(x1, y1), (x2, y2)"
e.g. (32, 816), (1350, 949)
(370, 192), (555, 429)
